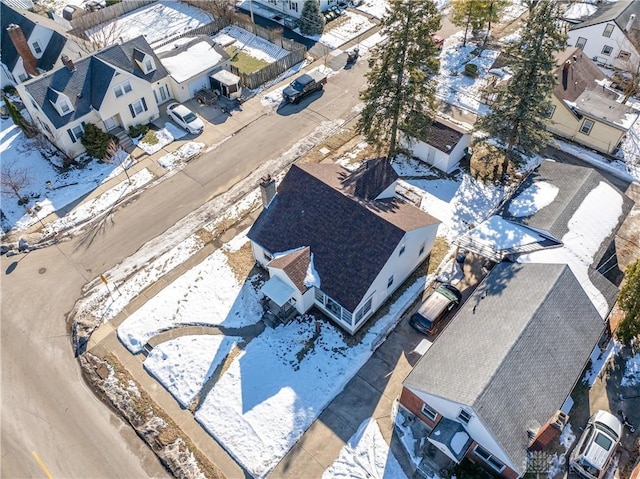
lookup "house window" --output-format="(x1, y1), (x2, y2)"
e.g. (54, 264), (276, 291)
(617, 51), (631, 61)
(602, 24), (614, 38)
(543, 105), (556, 119)
(113, 81), (133, 98)
(421, 404), (437, 421)
(387, 275), (394, 289)
(458, 409), (472, 424)
(474, 446), (506, 473)
(144, 58), (154, 72)
(325, 296), (342, 318)
(289, 1), (298, 12)
(419, 243), (425, 256)
(602, 45), (613, 56)
(580, 119), (594, 135)
(128, 98), (147, 118)
(18, 73), (28, 82)
(399, 244), (406, 256)
(32, 41), (42, 54)
(575, 37), (587, 50)
(67, 123), (85, 143)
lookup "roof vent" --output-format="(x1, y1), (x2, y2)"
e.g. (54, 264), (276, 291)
(625, 13), (636, 32)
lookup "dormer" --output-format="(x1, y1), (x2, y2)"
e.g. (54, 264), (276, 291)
(48, 88), (74, 116)
(133, 48), (156, 74)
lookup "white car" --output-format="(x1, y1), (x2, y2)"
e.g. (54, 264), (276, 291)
(569, 410), (622, 479)
(166, 102), (204, 135)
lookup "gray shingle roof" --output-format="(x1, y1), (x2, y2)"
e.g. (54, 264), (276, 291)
(247, 162), (439, 312)
(404, 262), (604, 474)
(1, 2), (36, 71)
(568, 0), (638, 29)
(23, 35), (167, 129)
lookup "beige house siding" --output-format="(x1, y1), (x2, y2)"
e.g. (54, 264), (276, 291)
(547, 98), (626, 155)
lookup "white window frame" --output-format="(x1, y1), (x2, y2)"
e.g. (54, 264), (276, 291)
(580, 118), (594, 135)
(130, 98), (144, 116)
(32, 41), (42, 54)
(602, 24), (614, 38)
(70, 123), (84, 142)
(113, 80), (133, 98)
(59, 99), (71, 114)
(458, 409), (472, 424)
(575, 37), (587, 50)
(421, 404), (437, 421)
(387, 275), (394, 289)
(144, 58), (154, 72)
(544, 105), (556, 119)
(602, 45), (613, 56)
(473, 445), (506, 473)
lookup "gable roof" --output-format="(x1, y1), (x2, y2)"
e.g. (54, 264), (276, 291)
(412, 119), (468, 154)
(568, 0), (639, 31)
(268, 246), (311, 293)
(22, 35), (167, 129)
(2, 2), (36, 71)
(247, 161), (439, 312)
(156, 35), (230, 84)
(338, 157), (398, 200)
(404, 262), (604, 474)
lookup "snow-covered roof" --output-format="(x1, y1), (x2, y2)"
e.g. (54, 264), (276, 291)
(157, 37), (228, 84)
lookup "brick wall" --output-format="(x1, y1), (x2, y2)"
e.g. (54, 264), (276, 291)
(399, 387), (439, 429)
(465, 440), (520, 479)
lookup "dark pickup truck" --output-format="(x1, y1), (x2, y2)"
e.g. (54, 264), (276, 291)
(282, 70), (327, 104)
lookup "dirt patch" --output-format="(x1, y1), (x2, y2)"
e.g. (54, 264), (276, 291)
(298, 127), (360, 164)
(80, 352), (224, 479)
(222, 242), (255, 282)
(469, 142), (523, 184)
(428, 237), (450, 276)
(195, 228), (214, 245)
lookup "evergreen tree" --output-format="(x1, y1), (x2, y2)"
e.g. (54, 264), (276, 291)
(81, 123), (117, 159)
(356, 0), (441, 159)
(616, 259), (640, 346)
(450, 0), (485, 47)
(299, 0), (325, 36)
(474, 0), (567, 173)
(2, 93), (37, 137)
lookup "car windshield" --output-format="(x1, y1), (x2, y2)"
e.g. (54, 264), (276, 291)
(183, 112), (197, 123)
(412, 314), (433, 329)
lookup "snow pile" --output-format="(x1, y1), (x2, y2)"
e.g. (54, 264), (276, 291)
(322, 419), (407, 479)
(144, 335), (241, 408)
(301, 10), (375, 49)
(158, 142), (205, 169)
(621, 351), (640, 387)
(563, 3), (597, 21)
(117, 233), (264, 353)
(508, 181), (559, 217)
(518, 182), (624, 318)
(559, 423), (576, 449)
(86, 0), (211, 46)
(137, 127), (177, 155)
(356, 0), (449, 19)
(194, 278), (425, 479)
(501, 1), (528, 22)
(465, 215), (547, 251)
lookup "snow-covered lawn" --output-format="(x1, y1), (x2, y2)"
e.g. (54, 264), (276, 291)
(323, 419), (407, 479)
(302, 10), (375, 49)
(157, 142), (205, 170)
(86, 0), (211, 47)
(213, 26), (289, 63)
(0, 116), (134, 234)
(136, 123), (186, 155)
(118, 232), (263, 353)
(194, 278), (424, 479)
(355, 0), (450, 19)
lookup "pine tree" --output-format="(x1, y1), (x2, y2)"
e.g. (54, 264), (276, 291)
(616, 259), (640, 346)
(81, 123), (118, 159)
(299, 0), (325, 36)
(356, 0), (441, 159)
(474, 0), (567, 173)
(450, 0), (485, 47)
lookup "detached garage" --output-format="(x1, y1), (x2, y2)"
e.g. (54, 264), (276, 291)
(401, 119), (471, 174)
(156, 35), (230, 103)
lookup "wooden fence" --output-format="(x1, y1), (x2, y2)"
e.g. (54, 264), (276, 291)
(67, 0), (157, 38)
(230, 46), (307, 90)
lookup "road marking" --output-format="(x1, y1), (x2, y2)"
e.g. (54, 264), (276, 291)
(32, 451), (53, 479)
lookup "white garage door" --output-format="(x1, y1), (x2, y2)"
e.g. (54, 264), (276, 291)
(188, 76), (210, 98)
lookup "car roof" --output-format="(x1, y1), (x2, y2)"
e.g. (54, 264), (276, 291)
(592, 410), (622, 437)
(171, 104), (192, 117)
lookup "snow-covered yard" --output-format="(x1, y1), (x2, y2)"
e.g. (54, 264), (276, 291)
(213, 25), (289, 63)
(301, 10), (375, 49)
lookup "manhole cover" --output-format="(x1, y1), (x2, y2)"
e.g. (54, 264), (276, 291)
(38, 267), (46, 274)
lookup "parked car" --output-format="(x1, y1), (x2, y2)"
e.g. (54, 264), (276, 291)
(409, 283), (462, 335)
(569, 410), (622, 479)
(282, 70), (327, 104)
(166, 102), (204, 134)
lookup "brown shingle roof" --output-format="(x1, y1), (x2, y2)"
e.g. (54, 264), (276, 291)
(553, 48), (610, 103)
(247, 163), (439, 311)
(412, 119), (467, 153)
(268, 246), (311, 293)
(339, 157), (398, 200)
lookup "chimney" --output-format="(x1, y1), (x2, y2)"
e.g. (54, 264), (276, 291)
(260, 174), (276, 208)
(562, 60), (571, 90)
(529, 410), (569, 450)
(625, 13), (636, 32)
(61, 54), (76, 72)
(6, 24), (39, 77)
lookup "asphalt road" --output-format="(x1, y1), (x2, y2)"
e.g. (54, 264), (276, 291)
(1, 57), (368, 478)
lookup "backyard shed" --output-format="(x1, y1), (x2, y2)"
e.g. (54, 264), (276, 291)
(210, 69), (242, 100)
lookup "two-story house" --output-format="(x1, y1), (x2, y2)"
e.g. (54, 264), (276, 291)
(16, 36), (171, 159)
(566, 0), (640, 70)
(247, 159), (440, 334)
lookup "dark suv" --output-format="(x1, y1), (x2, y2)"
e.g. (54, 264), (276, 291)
(410, 284), (462, 335)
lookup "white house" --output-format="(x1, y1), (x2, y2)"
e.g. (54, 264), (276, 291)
(1, 2), (82, 87)
(250, 0), (338, 20)
(155, 36), (232, 102)
(565, 0), (640, 70)
(400, 262), (605, 479)
(247, 159), (440, 334)
(401, 119), (471, 174)
(16, 36), (171, 159)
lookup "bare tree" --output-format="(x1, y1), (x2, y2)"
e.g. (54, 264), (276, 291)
(190, 0), (236, 25)
(103, 139), (131, 184)
(77, 16), (124, 53)
(1, 161), (33, 203)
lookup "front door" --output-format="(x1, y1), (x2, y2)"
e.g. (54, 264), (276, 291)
(153, 85), (170, 104)
(104, 115), (119, 131)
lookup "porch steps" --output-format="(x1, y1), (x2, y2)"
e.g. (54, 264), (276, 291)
(112, 128), (134, 153)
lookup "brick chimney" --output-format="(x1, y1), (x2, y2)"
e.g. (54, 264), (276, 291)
(7, 24), (39, 77)
(61, 54), (76, 72)
(529, 410), (569, 450)
(260, 174), (276, 208)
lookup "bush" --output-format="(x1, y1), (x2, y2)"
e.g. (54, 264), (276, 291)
(141, 130), (158, 145)
(128, 123), (149, 138)
(2, 85), (17, 95)
(80, 123), (118, 159)
(464, 63), (479, 77)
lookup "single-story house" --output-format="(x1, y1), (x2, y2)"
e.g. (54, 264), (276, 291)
(155, 35), (232, 102)
(16, 36), (171, 158)
(565, 0), (640, 70)
(400, 118), (471, 173)
(546, 47), (638, 156)
(1, 2), (82, 86)
(247, 158), (440, 334)
(456, 160), (632, 318)
(399, 261), (605, 478)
